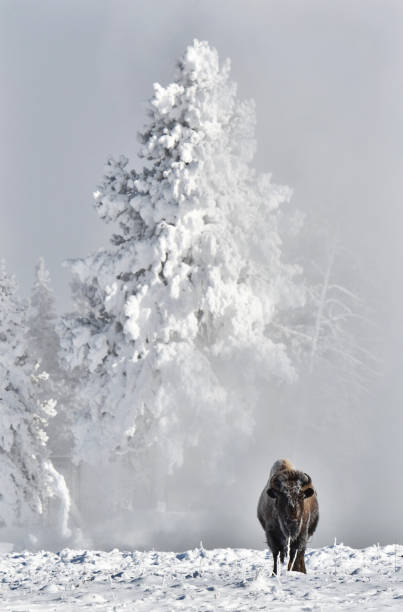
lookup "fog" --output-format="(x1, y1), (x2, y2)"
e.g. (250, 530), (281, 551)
(1, 0), (403, 549)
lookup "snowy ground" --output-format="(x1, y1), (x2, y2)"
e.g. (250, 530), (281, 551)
(0, 543), (403, 611)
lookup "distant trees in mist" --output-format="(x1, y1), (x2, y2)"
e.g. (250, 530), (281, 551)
(0, 260), (69, 544)
(0, 40), (376, 548)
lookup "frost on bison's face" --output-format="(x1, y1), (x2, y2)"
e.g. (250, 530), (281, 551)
(268, 472), (315, 539)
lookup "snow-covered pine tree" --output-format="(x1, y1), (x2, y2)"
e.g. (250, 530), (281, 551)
(27, 258), (60, 375)
(0, 260), (70, 543)
(27, 258), (76, 460)
(60, 40), (304, 518)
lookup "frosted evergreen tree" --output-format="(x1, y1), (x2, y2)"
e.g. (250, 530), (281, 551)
(27, 258), (76, 459)
(0, 260), (70, 541)
(60, 40), (304, 512)
(27, 257), (60, 374)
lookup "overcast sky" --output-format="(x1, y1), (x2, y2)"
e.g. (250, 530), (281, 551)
(1, 0), (403, 548)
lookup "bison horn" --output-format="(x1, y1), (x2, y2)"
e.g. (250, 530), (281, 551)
(303, 473), (312, 487)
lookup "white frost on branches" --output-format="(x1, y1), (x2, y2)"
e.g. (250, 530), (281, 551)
(0, 260), (70, 539)
(60, 40), (304, 506)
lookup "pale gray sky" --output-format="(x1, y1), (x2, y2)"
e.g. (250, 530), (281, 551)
(1, 0), (403, 548)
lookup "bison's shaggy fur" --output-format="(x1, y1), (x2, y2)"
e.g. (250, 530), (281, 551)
(257, 458), (319, 574)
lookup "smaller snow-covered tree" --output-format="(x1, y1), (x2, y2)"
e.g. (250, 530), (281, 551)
(27, 258), (77, 459)
(27, 257), (60, 374)
(306, 238), (377, 388)
(271, 227), (378, 404)
(0, 260), (70, 542)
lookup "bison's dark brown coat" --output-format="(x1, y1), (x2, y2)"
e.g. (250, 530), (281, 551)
(257, 459), (319, 574)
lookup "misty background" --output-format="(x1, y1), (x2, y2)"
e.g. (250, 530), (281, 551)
(1, 0), (403, 549)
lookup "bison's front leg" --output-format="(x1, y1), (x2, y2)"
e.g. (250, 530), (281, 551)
(272, 548), (287, 575)
(288, 543), (307, 573)
(266, 530), (284, 575)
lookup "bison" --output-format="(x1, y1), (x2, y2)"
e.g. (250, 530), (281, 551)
(257, 459), (319, 574)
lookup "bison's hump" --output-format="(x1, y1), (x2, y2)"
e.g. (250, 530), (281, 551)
(269, 458), (295, 478)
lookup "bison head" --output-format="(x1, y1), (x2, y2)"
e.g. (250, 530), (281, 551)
(267, 471), (314, 538)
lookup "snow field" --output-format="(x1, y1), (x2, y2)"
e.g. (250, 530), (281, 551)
(0, 543), (402, 611)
